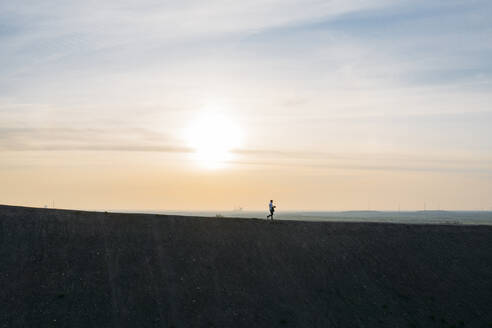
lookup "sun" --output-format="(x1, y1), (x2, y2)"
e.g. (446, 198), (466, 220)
(185, 110), (241, 169)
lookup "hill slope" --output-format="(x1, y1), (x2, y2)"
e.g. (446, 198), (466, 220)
(1, 205), (491, 327)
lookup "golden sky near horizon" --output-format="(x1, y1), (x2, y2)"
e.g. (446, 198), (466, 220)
(1, 1), (492, 211)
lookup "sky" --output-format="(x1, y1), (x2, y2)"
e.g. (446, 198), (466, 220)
(1, 0), (492, 211)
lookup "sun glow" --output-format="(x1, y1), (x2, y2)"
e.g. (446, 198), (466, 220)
(185, 110), (241, 169)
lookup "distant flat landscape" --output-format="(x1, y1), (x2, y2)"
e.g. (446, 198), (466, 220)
(1, 205), (491, 327)
(142, 210), (492, 225)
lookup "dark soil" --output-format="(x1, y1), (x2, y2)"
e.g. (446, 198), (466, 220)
(1, 205), (491, 327)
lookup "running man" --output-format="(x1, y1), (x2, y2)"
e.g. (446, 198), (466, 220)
(267, 200), (276, 220)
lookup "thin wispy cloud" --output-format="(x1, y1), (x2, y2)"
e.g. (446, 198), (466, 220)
(0, 127), (187, 152)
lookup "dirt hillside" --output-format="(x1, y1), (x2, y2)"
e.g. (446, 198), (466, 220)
(1, 205), (491, 327)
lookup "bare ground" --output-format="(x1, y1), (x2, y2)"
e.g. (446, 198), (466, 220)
(0, 205), (491, 328)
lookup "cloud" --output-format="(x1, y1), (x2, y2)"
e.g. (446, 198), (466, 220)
(230, 158), (492, 174)
(230, 147), (492, 174)
(0, 1), (390, 67)
(1, 125), (491, 176)
(0, 127), (191, 153)
(0, 0), (491, 172)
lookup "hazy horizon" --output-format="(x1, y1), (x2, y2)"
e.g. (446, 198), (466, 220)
(1, 1), (491, 211)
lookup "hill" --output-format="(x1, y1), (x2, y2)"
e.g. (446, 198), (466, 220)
(1, 205), (491, 327)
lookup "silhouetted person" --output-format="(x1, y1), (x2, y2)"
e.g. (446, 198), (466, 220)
(267, 200), (276, 221)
